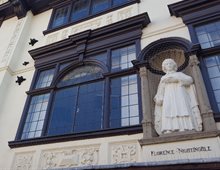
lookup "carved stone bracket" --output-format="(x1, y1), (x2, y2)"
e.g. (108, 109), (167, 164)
(9, 0), (27, 19)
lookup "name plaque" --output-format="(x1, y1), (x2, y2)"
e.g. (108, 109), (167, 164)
(150, 146), (211, 156)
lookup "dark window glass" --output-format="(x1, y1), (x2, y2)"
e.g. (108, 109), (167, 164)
(35, 69), (55, 89)
(48, 87), (78, 136)
(111, 45), (136, 71)
(113, 0), (130, 6)
(21, 94), (50, 139)
(195, 21), (220, 49)
(49, 0), (137, 29)
(110, 74), (139, 128)
(74, 81), (104, 132)
(89, 53), (107, 65)
(48, 81), (104, 136)
(59, 62), (71, 72)
(71, 0), (90, 22)
(51, 6), (69, 28)
(204, 55), (220, 112)
(92, 0), (110, 14)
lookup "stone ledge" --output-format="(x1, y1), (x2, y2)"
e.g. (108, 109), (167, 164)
(139, 130), (220, 146)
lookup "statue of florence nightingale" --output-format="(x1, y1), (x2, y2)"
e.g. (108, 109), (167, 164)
(154, 58), (202, 135)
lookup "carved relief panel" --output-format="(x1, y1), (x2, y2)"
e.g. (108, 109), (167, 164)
(111, 143), (138, 164)
(45, 6), (136, 45)
(11, 152), (34, 170)
(39, 145), (100, 169)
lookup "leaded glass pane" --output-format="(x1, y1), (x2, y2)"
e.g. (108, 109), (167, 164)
(111, 45), (136, 71)
(21, 94), (50, 139)
(35, 69), (55, 89)
(204, 55), (220, 112)
(59, 65), (103, 86)
(71, 0), (90, 22)
(110, 74), (139, 128)
(195, 21), (220, 49)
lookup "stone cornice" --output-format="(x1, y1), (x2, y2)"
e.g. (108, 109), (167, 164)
(29, 13), (150, 66)
(168, 0), (219, 17)
(168, 0), (220, 24)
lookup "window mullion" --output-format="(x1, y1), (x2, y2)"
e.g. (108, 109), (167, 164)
(110, 0), (113, 8)
(72, 86), (80, 132)
(68, 1), (73, 23)
(88, 0), (93, 15)
(42, 90), (55, 137)
(103, 77), (110, 128)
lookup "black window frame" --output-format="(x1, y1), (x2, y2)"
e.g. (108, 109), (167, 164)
(9, 13), (150, 148)
(13, 42), (142, 147)
(44, 0), (140, 35)
(189, 19), (220, 120)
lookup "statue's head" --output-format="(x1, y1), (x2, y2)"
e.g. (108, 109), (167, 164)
(162, 58), (178, 73)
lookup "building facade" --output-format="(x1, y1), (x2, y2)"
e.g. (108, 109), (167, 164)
(0, 0), (220, 169)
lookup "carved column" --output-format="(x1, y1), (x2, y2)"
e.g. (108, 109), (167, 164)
(139, 67), (157, 139)
(189, 55), (217, 131)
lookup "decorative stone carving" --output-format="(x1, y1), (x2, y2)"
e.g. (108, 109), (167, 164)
(106, 15), (113, 25)
(111, 144), (137, 164)
(39, 146), (99, 169)
(9, 0), (27, 19)
(118, 7), (132, 20)
(71, 19), (101, 35)
(61, 29), (69, 40)
(12, 152), (34, 170)
(154, 58), (202, 135)
(44, 6), (137, 45)
(46, 33), (58, 45)
(1, 19), (24, 64)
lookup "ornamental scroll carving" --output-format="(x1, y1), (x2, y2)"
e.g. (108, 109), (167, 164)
(111, 144), (137, 164)
(12, 152), (34, 170)
(39, 146), (99, 169)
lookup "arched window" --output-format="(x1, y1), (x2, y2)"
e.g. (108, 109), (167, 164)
(48, 65), (104, 135)
(19, 44), (141, 140)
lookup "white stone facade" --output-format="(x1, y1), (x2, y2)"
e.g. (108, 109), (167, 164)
(0, 0), (220, 169)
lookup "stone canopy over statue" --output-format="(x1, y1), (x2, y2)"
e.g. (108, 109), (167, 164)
(154, 58), (202, 135)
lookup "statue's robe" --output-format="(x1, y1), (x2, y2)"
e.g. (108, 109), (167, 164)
(154, 72), (202, 135)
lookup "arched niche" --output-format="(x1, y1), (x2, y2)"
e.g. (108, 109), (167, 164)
(138, 38), (199, 110)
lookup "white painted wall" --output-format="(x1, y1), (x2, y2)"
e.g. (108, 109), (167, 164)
(0, 0), (219, 169)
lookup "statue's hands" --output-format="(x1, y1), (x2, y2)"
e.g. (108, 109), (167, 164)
(162, 76), (179, 83)
(155, 98), (163, 106)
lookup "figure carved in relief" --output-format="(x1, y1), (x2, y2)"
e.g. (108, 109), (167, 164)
(154, 58), (202, 135)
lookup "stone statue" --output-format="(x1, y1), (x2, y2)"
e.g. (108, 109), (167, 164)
(154, 58), (202, 135)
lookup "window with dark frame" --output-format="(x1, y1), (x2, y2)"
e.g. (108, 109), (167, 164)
(168, 0), (220, 119)
(19, 44), (141, 140)
(48, 0), (137, 30)
(194, 21), (220, 114)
